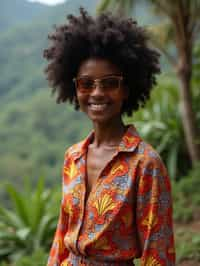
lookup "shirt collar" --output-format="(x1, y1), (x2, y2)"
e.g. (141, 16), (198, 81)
(70, 124), (141, 161)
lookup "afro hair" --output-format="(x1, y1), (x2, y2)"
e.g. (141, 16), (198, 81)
(43, 8), (160, 116)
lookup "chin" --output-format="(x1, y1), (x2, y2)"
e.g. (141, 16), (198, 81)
(87, 113), (110, 123)
(89, 113), (122, 125)
(90, 117), (110, 124)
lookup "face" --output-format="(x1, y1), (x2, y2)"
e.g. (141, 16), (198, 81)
(75, 58), (128, 124)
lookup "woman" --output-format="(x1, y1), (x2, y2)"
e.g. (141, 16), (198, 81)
(44, 8), (175, 266)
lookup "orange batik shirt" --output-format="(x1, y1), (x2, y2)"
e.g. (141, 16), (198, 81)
(47, 125), (175, 266)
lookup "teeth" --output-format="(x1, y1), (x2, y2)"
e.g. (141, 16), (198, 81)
(90, 103), (107, 106)
(90, 103), (108, 110)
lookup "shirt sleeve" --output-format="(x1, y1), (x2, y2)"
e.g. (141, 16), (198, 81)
(136, 155), (176, 266)
(47, 153), (69, 266)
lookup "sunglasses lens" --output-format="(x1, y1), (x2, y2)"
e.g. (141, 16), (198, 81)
(77, 78), (94, 92)
(75, 76), (122, 93)
(101, 77), (119, 90)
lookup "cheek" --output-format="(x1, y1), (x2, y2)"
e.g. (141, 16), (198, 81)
(76, 93), (88, 109)
(110, 91), (127, 103)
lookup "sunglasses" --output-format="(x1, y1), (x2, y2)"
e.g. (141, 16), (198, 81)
(73, 75), (123, 93)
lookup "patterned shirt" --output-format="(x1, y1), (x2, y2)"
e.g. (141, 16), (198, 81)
(47, 125), (175, 266)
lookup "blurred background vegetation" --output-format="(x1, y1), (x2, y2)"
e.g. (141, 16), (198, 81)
(0, 0), (199, 265)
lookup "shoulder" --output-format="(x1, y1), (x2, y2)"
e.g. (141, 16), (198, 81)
(63, 129), (94, 162)
(133, 140), (172, 194)
(136, 139), (168, 177)
(63, 139), (86, 161)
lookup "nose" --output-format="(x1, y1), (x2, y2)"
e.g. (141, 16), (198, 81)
(90, 80), (104, 96)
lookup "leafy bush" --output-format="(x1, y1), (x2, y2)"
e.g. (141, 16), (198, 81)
(173, 201), (194, 223)
(172, 164), (200, 223)
(176, 229), (200, 262)
(15, 249), (48, 266)
(0, 249), (48, 266)
(0, 177), (60, 263)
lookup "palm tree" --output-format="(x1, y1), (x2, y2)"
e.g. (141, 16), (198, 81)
(97, 0), (200, 164)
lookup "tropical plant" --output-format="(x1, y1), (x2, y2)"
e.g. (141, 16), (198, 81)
(125, 75), (188, 179)
(97, 0), (135, 16)
(97, 0), (200, 165)
(0, 176), (60, 263)
(15, 249), (48, 266)
(0, 249), (48, 266)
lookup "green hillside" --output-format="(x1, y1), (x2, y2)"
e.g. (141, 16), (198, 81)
(0, 0), (51, 31)
(0, 0), (99, 103)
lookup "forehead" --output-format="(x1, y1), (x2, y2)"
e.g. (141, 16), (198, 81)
(77, 58), (121, 77)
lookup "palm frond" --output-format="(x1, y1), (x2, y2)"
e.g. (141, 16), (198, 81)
(6, 184), (29, 226)
(96, 0), (112, 14)
(0, 206), (23, 229)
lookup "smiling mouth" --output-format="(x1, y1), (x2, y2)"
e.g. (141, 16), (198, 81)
(88, 103), (109, 111)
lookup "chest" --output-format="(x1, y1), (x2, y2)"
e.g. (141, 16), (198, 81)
(86, 147), (117, 200)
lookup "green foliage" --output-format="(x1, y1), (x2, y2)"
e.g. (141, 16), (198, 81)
(97, 0), (135, 16)
(0, 249), (48, 266)
(125, 74), (189, 179)
(0, 176), (60, 263)
(15, 249), (48, 266)
(172, 164), (200, 223)
(171, 164), (200, 263)
(0, 90), (91, 188)
(176, 229), (200, 262)
(173, 202), (194, 223)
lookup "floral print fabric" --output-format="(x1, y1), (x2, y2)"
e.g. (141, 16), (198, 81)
(47, 125), (175, 266)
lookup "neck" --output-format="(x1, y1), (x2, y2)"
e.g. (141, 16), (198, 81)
(91, 117), (126, 148)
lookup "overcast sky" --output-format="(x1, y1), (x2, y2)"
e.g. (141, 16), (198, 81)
(28, 0), (66, 5)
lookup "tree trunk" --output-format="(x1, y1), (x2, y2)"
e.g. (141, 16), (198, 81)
(177, 57), (200, 164)
(174, 2), (200, 164)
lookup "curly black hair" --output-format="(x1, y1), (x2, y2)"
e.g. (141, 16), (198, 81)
(43, 8), (160, 116)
